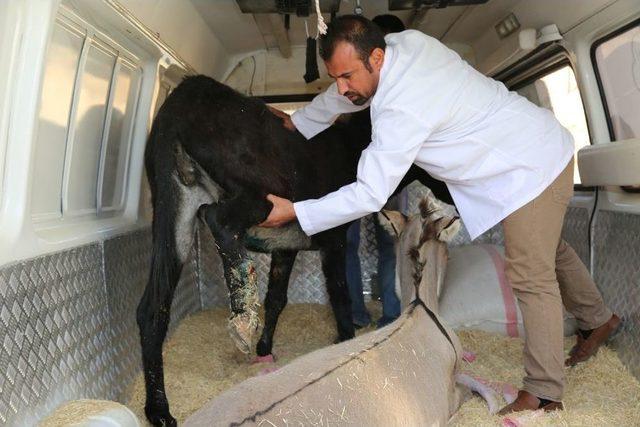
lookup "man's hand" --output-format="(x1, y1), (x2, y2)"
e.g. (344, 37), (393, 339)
(259, 194), (296, 227)
(267, 106), (297, 132)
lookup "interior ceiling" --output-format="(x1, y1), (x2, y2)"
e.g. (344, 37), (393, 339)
(189, 0), (613, 59)
(190, 0), (494, 56)
(236, 0), (341, 14)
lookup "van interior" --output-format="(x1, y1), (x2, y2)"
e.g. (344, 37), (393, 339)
(0, 0), (638, 425)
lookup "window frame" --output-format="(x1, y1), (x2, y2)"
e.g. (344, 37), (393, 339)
(61, 35), (119, 218)
(32, 11), (144, 227)
(96, 57), (143, 214)
(590, 18), (640, 194)
(506, 51), (595, 192)
(30, 16), (86, 223)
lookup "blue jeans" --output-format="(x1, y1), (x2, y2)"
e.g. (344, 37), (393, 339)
(346, 218), (401, 327)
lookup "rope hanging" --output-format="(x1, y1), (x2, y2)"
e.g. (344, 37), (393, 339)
(314, 0), (327, 36)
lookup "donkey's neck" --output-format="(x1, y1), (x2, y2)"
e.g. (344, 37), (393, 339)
(414, 240), (448, 314)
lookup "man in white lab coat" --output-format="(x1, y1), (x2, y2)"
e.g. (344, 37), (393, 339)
(260, 15), (619, 414)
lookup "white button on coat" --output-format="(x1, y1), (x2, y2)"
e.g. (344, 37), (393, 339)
(291, 30), (574, 239)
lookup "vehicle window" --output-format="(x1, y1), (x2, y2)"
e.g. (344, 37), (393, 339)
(593, 23), (640, 141)
(516, 65), (590, 184)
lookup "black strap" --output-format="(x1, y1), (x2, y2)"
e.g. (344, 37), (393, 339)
(303, 37), (319, 83)
(415, 299), (458, 361)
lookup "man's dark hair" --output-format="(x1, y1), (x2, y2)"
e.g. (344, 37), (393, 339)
(372, 14), (406, 35)
(319, 15), (386, 72)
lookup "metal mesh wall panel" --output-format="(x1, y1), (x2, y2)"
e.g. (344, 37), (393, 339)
(105, 228), (202, 399)
(104, 231), (150, 401)
(593, 210), (640, 380)
(0, 226), (204, 426)
(0, 244), (110, 426)
(562, 207), (591, 268)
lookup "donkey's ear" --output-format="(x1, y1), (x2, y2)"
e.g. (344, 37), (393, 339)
(377, 210), (407, 238)
(436, 217), (461, 243)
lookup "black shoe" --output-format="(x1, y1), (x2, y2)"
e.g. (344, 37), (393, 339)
(353, 320), (372, 330)
(376, 316), (398, 329)
(498, 391), (563, 415)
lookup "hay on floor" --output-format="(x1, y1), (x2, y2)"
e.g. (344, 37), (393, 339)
(126, 303), (380, 424)
(125, 304), (640, 426)
(450, 329), (640, 426)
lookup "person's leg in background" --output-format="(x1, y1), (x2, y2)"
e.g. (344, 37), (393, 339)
(345, 219), (371, 328)
(374, 216), (401, 328)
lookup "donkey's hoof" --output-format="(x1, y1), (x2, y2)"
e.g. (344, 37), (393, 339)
(333, 331), (355, 344)
(228, 312), (261, 354)
(145, 406), (177, 427)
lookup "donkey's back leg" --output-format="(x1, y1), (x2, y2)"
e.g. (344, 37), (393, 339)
(137, 176), (205, 427)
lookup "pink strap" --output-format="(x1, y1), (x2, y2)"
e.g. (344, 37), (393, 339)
(252, 354), (276, 364)
(462, 350), (477, 363)
(502, 409), (545, 426)
(482, 245), (519, 337)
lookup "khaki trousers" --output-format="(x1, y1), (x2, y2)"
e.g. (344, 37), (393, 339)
(502, 159), (612, 401)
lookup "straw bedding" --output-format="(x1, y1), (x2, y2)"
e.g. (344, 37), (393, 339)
(122, 303), (639, 426)
(40, 399), (124, 426)
(451, 329), (640, 426)
(126, 303), (380, 424)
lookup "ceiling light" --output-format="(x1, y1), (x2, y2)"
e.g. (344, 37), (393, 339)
(495, 13), (520, 39)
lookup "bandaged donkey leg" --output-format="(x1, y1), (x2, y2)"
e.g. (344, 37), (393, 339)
(226, 259), (261, 353)
(203, 203), (262, 353)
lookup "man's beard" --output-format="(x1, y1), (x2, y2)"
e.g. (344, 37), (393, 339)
(345, 91), (369, 106)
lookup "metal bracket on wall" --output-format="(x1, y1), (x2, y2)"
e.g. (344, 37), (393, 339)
(236, 0), (340, 15)
(389, 0), (489, 11)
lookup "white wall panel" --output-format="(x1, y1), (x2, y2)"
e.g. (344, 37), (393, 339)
(0, 1), (26, 203)
(119, 0), (230, 78)
(459, 0), (617, 76)
(226, 47), (333, 96)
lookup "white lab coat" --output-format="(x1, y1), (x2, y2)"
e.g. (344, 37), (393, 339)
(291, 30), (574, 239)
